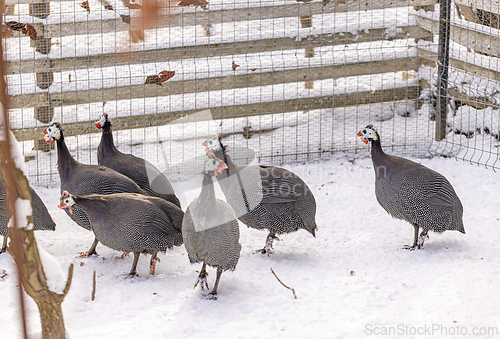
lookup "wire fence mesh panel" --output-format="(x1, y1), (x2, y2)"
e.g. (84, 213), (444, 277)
(4, 0), (441, 186)
(416, 0), (500, 169)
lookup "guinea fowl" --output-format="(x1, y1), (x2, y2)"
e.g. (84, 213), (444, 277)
(59, 190), (184, 276)
(0, 178), (56, 253)
(202, 135), (317, 254)
(95, 113), (181, 208)
(43, 122), (148, 256)
(182, 157), (241, 299)
(357, 124), (465, 249)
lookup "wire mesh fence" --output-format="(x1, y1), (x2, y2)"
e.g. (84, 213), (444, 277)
(6, 0), (496, 187)
(417, 0), (500, 169)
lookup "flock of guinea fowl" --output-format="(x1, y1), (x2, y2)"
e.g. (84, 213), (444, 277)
(3, 114), (465, 299)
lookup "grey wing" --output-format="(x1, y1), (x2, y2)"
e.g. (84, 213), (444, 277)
(259, 166), (310, 204)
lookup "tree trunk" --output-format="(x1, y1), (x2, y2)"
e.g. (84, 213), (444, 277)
(0, 7), (73, 336)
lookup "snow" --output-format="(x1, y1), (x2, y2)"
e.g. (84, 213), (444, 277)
(1, 153), (500, 338)
(36, 243), (68, 294)
(7, 198), (33, 231)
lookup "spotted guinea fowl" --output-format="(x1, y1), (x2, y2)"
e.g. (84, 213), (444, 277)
(95, 113), (181, 208)
(357, 124), (465, 249)
(182, 157), (241, 299)
(0, 177), (56, 253)
(44, 122), (148, 256)
(202, 135), (317, 254)
(59, 190), (184, 276)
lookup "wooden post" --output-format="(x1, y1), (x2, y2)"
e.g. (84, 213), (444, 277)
(301, 16), (314, 90)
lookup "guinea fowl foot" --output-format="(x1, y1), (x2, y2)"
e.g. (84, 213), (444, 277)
(150, 257), (160, 275)
(125, 270), (139, 278)
(115, 252), (130, 260)
(77, 251), (98, 258)
(193, 271), (209, 290)
(256, 234), (280, 255)
(402, 245), (418, 251)
(204, 293), (217, 300)
(417, 233), (429, 250)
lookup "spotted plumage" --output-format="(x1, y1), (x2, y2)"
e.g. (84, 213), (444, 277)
(59, 191), (184, 276)
(95, 113), (181, 208)
(357, 124), (465, 249)
(44, 122), (148, 255)
(202, 135), (317, 254)
(182, 157), (241, 298)
(0, 174), (56, 252)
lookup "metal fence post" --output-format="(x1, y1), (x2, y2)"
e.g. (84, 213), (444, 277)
(435, 0), (452, 141)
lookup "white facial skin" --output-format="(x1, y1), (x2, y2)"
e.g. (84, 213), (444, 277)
(45, 124), (61, 140)
(361, 127), (378, 141)
(205, 136), (222, 152)
(96, 114), (108, 128)
(204, 157), (227, 176)
(61, 195), (75, 207)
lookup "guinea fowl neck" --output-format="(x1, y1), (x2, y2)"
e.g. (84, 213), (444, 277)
(98, 126), (119, 157)
(369, 132), (391, 179)
(370, 133), (386, 160)
(200, 173), (216, 203)
(56, 131), (78, 184)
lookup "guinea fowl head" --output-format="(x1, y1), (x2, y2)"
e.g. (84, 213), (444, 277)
(204, 155), (227, 177)
(95, 113), (111, 130)
(201, 134), (225, 156)
(58, 190), (75, 214)
(356, 124), (379, 145)
(43, 122), (63, 143)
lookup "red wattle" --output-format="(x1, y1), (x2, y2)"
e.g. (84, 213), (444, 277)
(95, 121), (102, 129)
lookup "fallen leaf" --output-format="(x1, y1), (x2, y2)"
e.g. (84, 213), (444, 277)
(250, 68), (257, 72)
(80, 1), (90, 12)
(232, 61), (239, 71)
(178, 0), (209, 10)
(104, 4), (114, 10)
(25, 24), (37, 40)
(4, 21), (37, 40)
(120, 14), (131, 24)
(145, 70), (175, 86)
(336, 0), (346, 3)
(127, 3), (142, 9)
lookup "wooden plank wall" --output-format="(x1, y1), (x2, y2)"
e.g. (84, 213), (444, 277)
(4, 0), (435, 143)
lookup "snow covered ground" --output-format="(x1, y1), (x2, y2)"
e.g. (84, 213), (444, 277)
(1, 152), (500, 338)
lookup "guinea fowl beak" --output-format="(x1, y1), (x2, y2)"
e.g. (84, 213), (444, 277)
(95, 121), (102, 129)
(201, 139), (208, 147)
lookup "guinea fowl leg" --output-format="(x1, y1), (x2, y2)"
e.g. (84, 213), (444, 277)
(78, 237), (99, 257)
(417, 230), (429, 250)
(193, 262), (209, 290)
(403, 225), (420, 251)
(126, 252), (141, 277)
(206, 267), (223, 300)
(149, 251), (160, 275)
(257, 232), (279, 255)
(1, 237), (7, 254)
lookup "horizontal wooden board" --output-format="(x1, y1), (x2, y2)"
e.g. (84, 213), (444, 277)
(454, 0), (500, 15)
(5, 25), (430, 75)
(12, 84), (421, 141)
(417, 47), (500, 82)
(8, 57), (419, 109)
(416, 15), (500, 57)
